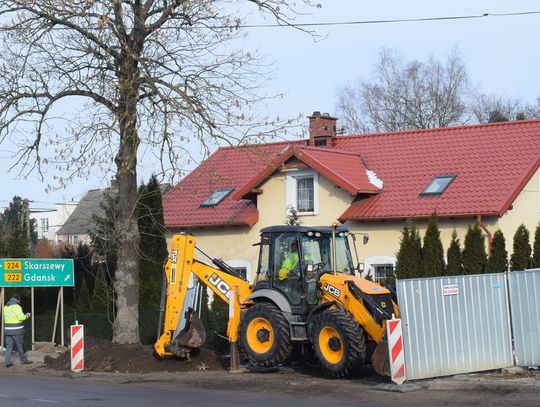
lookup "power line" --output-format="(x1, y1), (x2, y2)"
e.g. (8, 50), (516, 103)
(0, 10), (538, 32)
(235, 10), (540, 29)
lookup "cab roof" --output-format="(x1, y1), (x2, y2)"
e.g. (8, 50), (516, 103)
(260, 225), (350, 235)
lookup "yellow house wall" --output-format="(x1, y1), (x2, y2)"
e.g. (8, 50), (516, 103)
(495, 170), (540, 239)
(170, 168), (540, 281)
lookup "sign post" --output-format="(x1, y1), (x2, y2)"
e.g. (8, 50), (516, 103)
(0, 258), (75, 348)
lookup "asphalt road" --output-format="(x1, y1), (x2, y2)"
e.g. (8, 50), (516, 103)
(0, 365), (539, 407)
(0, 373), (365, 407)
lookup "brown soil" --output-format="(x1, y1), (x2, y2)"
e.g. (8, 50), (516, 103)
(45, 337), (226, 373)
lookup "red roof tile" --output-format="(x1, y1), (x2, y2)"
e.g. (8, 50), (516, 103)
(337, 120), (540, 220)
(163, 141), (303, 228)
(233, 146), (378, 200)
(164, 119), (540, 228)
(297, 147), (379, 194)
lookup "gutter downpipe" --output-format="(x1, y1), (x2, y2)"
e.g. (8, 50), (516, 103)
(476, 214), (493, 256)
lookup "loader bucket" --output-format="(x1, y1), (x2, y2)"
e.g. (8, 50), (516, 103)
(371, 337), (391, 376)
(176, 307), (206, 349)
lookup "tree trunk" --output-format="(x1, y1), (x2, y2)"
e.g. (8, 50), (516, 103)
(112, 54), (141, 344)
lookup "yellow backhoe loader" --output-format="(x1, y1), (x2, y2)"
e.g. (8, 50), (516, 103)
(154, 225), (399, 377)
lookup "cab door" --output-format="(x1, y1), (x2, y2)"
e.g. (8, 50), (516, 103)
(271, 233), (302, 306)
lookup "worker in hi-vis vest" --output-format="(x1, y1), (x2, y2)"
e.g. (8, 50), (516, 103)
(3, 293), (32, 367)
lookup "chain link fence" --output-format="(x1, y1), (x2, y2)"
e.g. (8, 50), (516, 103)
(25, 310), (160, 349)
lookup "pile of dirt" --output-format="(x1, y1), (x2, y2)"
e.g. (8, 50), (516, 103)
(45, 337), (226, 373)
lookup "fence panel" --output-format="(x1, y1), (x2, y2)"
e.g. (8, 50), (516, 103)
(397, 274), (513, 380)
(508, 268), (540, 367)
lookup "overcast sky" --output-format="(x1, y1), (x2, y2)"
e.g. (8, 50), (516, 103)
(1, 0), (539, 209)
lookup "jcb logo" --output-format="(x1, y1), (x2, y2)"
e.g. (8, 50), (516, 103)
(209, 273), (230, 297)
(323, 283), (341, 298)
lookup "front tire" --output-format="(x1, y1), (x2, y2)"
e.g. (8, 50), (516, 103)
(240, 303), (293, 366)
(310, 309), (366, 377)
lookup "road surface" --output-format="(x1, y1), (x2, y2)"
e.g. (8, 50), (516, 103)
(0, 366), (538, 407)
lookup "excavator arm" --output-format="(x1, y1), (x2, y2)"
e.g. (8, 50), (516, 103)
(154, 234), (252, 359)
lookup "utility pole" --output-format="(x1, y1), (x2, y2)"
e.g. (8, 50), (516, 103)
(23, 199), (31, 250)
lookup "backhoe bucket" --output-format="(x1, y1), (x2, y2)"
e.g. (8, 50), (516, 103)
(175, 307), (206, 349)
(371, 337), (391, 376)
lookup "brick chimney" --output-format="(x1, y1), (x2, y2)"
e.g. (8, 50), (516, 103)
(308, 111), (337, 147)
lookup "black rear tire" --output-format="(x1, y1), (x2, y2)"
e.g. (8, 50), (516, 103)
(310, 309), (366, 377)
(239, 303), (293, 366)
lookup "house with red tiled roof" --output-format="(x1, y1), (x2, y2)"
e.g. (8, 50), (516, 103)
(164, 112), (540, 282)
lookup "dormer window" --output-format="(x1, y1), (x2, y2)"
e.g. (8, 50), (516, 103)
(201, 188), (233, 207)
(421, 175), (456, 196)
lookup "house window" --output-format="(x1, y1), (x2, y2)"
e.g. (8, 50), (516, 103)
(232, 267), (247, 280)
(297, 177), (314, 212)
(374, 264), (394, 282)
(200, 188), (233, 207)
(40, 218), (49, 232)
(286, 169), (319, 215)
(364, 255), (396, 281)
(68, 235), (79, 245)
(421, 175), (456, 196)
(225, 259), (251, 282)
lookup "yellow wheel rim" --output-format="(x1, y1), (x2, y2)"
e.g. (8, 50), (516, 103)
(246, 317), (274, 354)
(318, 326), (343, 365)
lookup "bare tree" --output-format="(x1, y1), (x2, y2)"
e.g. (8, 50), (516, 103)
(336, 49), (469, 133)
(470, 94), (523, 123)
(0, 0), (316, 343)
(524, 96), (540, 119)
(470, 93), (540, 123)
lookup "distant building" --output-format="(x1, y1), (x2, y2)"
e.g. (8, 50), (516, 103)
(58, 181), (170, 247)
(31, 201), (78, 243)
(57, 188), (116, 246)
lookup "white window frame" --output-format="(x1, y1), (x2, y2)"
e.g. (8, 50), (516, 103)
(285, 169), (319, 216)
(364, 255), (397, 281)
(225, 259), (251, 282)
(40, 218), (49, 232)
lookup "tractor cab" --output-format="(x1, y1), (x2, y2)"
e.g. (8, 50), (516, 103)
(254, 225), (357, 314)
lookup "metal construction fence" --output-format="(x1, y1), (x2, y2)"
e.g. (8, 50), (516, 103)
(508, 268), (540, 367)
(397, 273), (513, 380)
(397, 269), (540, 380)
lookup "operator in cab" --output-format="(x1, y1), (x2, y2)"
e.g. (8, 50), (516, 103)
(279, 241), (300, 280)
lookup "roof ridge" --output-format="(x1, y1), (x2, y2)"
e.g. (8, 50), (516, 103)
(337, 118), (540, 140)
(300, 146), (362, 157)
(217, 138), (306, 151)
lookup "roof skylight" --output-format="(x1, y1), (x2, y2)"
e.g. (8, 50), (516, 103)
(201, 188), (233, 207)
(421, 175), (456, 196)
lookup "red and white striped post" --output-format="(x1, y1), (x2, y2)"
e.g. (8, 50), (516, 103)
(70, 322), (84, 372)
(387, 317), (406, 385)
